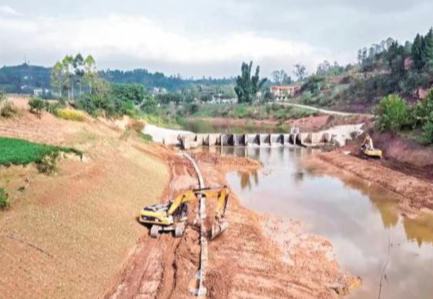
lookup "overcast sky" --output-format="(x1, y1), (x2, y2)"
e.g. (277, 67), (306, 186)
(0, 0), (432, 78)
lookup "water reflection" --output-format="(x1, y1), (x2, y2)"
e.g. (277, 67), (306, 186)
(238, 170), (259, 191)
(404, 215), (433, 247)
(221, 146), (433, 299)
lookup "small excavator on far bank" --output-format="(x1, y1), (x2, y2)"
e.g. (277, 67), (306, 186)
(138, 186), (230, 240)
(361, 134), (383, 159)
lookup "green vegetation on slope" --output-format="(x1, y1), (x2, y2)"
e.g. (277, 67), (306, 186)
(375, 91), (433, 144)
(182, 103), (317, 120)
(0, 188), (9, 210)
(292, 28), (433, 113)
(0, 137), (81, 166)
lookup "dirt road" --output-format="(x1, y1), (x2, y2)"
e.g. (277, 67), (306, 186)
(278, 102), (373, 117)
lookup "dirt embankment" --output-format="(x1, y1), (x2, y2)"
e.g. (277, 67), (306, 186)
(1, 97), (359, 298)
(306, 151), (433, 216)
(304, 127), (433, 217)
(0, 99), (170, 298)
(106, 149), (360, 299)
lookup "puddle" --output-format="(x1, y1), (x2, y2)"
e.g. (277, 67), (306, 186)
(222, 146), (433, 299)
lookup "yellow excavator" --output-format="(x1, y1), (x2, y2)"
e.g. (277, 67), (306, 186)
(361, 134), (383, 159)
(138, 186), (230, 239)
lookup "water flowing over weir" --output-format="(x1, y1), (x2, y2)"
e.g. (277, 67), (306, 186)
(143, 123), (365, 149)
(172, 124), (365, 149)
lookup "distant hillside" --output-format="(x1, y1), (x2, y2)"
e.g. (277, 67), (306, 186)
(293, 29), (433, 113)
(0, 64), (51, 93)
(100, 69), (233, 91)
(0, 63), (234, 94)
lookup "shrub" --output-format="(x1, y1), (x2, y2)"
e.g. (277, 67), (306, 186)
(111, 83), (146, 105)
(45, 101), (65, 114)
(36, 151), (59, 175)
(0, 100), (18, 118)
(375, 94), (409, 132)
(0, 188), (9, 210)
(127, 119), (145, 133)
(422, 121), (433, 144)
(55, 108), (86, 121)
(139, 133), (153, 143)
(29, 97), (45, 117)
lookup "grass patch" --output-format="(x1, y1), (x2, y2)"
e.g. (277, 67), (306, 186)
(139, 133), (153, 143)
(55, 108), (86, 121)
(0, 137), (82, 166)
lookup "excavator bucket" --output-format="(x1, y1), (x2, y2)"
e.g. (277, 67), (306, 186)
(210, 218), (229, 240)
(363, 148), (383, 159)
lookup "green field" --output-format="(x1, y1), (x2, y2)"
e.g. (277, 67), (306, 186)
(0, 137), (81, 166)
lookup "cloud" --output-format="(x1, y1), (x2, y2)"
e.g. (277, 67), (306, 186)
(0, 13), (332, 77)
(0, 5), (21, 16)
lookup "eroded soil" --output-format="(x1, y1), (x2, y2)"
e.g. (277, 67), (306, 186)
(106, 150), (359, 299)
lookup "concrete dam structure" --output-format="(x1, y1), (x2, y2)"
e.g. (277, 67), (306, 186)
(177, 124), (364, 150)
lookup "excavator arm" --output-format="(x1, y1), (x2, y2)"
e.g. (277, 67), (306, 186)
(141, 186), (230, 239)
(167, 190), (197, 215)
(195, 186), (230, 219)
(167, 186), (230, 218)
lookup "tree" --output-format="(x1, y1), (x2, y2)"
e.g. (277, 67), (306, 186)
(422, 28), (433, 68)
(375, 95), (409, 132)
(412, 34), (424, 70)
(73, 54), (85, 98)
(51, 54), (99, 101)
(234, 61), (267, 104)
(271, 70), (291, 85)
(293, 64), (307, 81)
(412, 30), (433, 70)
(111, 83), (145, 105)
(386, 41), (406, 77)
(83, 55), (97, 93)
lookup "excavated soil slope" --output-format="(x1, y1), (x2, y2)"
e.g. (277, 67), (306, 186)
(0, 100), (170, 298)
(106, 151), (359, 299)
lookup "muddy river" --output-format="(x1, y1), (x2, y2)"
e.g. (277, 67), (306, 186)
(220, 146), (433, 299)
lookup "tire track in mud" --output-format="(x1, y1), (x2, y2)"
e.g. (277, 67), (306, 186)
(105, 152), (198, 299)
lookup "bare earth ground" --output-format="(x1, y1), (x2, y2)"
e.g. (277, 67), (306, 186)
(1, 97), (359, 299)
(107, 151), (360, 299)
(0, 99), (169, 298)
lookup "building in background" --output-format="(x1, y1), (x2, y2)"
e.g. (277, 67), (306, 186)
(271, 85), (301, 101)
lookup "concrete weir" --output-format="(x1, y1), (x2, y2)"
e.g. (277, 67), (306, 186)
(177, 124), (364, 150)
(181, 132), (322, 149)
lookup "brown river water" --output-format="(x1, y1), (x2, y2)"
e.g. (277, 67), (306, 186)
(219, 146), (433, 299)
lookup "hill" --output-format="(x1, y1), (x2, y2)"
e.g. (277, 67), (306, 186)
(292, 29), (433, 113)
(0, 64), (234, 95)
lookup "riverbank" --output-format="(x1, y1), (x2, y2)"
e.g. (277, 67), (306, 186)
(305, 151), (433, 216)
(0, 98), (360, 298)
(106, 148), (360, 298)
